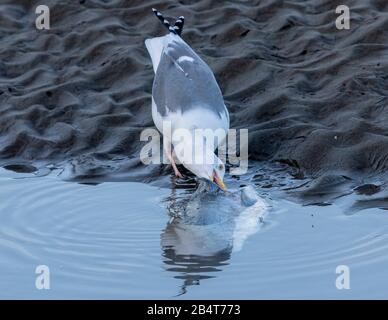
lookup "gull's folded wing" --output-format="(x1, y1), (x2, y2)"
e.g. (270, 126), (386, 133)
(152, 35), (227, 119)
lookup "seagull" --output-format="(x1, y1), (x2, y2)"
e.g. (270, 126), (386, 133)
(145, 8), (229, 190)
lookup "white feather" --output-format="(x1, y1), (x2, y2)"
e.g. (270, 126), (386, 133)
(145, 34), (175, 73)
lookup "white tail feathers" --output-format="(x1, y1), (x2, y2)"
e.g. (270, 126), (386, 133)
(145, 35), (173, 73)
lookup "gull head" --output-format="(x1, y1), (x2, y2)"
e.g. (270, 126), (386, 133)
(184, 154), (227, 191)
(173, 138), (227, 191)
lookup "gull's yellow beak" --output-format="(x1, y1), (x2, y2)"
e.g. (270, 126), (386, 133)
(212, 172), (227, 191)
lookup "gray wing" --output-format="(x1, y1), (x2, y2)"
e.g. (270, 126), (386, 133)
(152, 38), (226, 118)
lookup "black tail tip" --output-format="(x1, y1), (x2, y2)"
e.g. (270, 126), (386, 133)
(152, 8), (184, 36)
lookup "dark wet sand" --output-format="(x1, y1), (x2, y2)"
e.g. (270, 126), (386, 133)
(0, 0), (388, 184)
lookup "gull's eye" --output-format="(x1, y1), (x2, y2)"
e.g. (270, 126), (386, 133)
(218, 164), (224, 170)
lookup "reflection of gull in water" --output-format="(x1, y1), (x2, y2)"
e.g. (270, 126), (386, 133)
(161, 182), (267, 295)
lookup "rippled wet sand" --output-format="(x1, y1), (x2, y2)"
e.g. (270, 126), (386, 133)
(1, 0), (388, 180)
(1, 168), (388, 299)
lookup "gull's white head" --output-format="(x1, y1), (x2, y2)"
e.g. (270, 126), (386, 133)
(174, 141), (227, 190)
(185, 155), (226, 190)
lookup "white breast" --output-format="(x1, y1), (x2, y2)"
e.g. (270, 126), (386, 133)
(153, 104), (229, 148)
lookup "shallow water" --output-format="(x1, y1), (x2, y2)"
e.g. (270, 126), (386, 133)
(0, 168), (388, 299)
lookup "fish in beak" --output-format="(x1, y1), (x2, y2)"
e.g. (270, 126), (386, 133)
(212, 171), (227, 191)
